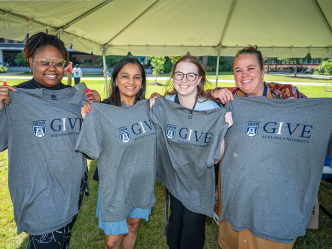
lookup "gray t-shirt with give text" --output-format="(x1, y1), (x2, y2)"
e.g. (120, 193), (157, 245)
(0, 88), (87, 235)
(220, 97), (332, 243)
(75, 99), (156, 222)
(150, 97), (229, 217)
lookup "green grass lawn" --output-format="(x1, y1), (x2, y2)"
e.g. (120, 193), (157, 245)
(2, 153), (332, 248)
(1, 76), (332, 248)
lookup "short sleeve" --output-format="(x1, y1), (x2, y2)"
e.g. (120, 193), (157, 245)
(209, 107), (230, 163)
(328, 136), (332, 159)
(205, 100), (220, 110)
(149, 100), (162, 130)
(290, 85), (307, 99)
(79, 92), (88, 107)
(75, 107), (102, 159)
(0, 103), (9, 151)
(165, 95), (175, 101)
(208, 102), (232, 162)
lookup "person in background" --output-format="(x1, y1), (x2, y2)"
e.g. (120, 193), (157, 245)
(72, 64), (82, 85)
(0, 31), (101, 249)
(65, 61), (73, 86)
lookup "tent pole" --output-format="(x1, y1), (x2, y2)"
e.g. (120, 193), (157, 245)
(215, 47), (221, 88)
(103, 55), (108, 99)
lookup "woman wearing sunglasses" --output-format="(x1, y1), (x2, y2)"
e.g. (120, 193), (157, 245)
(0, 32), (100, 249)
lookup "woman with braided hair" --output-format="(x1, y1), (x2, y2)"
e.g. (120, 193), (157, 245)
(0, 32), (101, 249)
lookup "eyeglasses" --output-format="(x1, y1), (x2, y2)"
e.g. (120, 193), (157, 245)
(174, 72), (198, 81)
(34, 58), (65, 68)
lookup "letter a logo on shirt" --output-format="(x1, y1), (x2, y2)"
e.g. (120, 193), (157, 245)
(118, 126), (131, 143)
(166, 124), (176, 139)
(32, 120), (47, 138)
(246, 121), (259, 137)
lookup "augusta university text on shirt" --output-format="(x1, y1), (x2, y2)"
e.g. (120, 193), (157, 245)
(220, 96), (332, 243)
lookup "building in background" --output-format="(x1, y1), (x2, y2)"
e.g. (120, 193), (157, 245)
(0, 37), (326, 75)
(0, 36), (101, 67)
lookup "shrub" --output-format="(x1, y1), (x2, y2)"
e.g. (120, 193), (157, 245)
(164, 60), (173, 73)
(14, 51), (29, 66)
(207, 56), (229, 72)
(315, 59), (332, 75)
(0, 65), (8, 73)
(96, 56), (124, 67)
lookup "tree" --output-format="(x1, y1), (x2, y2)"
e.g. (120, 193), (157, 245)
(163, 56), (182, 73)
(149, 56), (166, 83)
(96, 55), (124, 67)
(315, 59), (332, 75)
(14, 51), (29, 66)
(206, 56), (228, 72)
(169, 56), (181, 66)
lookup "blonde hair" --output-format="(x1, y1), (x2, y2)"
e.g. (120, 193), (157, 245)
(164, 55), (219, 105)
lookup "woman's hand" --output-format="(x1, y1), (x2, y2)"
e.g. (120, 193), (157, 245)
(149, 92), (162, 108)
(150, 96), (157, 108)
(212, 88), (234, 104)
(150, 92), (162, 99)
(0, 85), (17, 111)
(85, 90), (101, 103)
(225, 112), (233, 128)
(81, 102), (91, 120)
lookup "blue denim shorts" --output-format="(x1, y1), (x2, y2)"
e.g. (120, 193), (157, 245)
(96, 190), (151, 235)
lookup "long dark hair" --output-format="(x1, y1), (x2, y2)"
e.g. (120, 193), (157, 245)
(107, 57), (146, 106)
(164, 55), (219, 105)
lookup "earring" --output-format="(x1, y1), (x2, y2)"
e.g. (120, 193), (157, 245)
(30, 68), (32, 74)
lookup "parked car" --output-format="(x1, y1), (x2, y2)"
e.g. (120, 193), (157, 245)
(106, 66), (114, 77)
(144, 65), (153, 74)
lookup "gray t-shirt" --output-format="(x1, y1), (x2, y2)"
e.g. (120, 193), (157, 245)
(220, 96), (332, 243)
(150, 97), (229, 217)
(0, 88), (87, 235)
(75, 99), (156, 222)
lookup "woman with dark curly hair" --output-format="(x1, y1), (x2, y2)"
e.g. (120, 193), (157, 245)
(0, 32), (101, 249)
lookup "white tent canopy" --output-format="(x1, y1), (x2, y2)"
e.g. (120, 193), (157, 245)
(0, 0), (332, 58)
